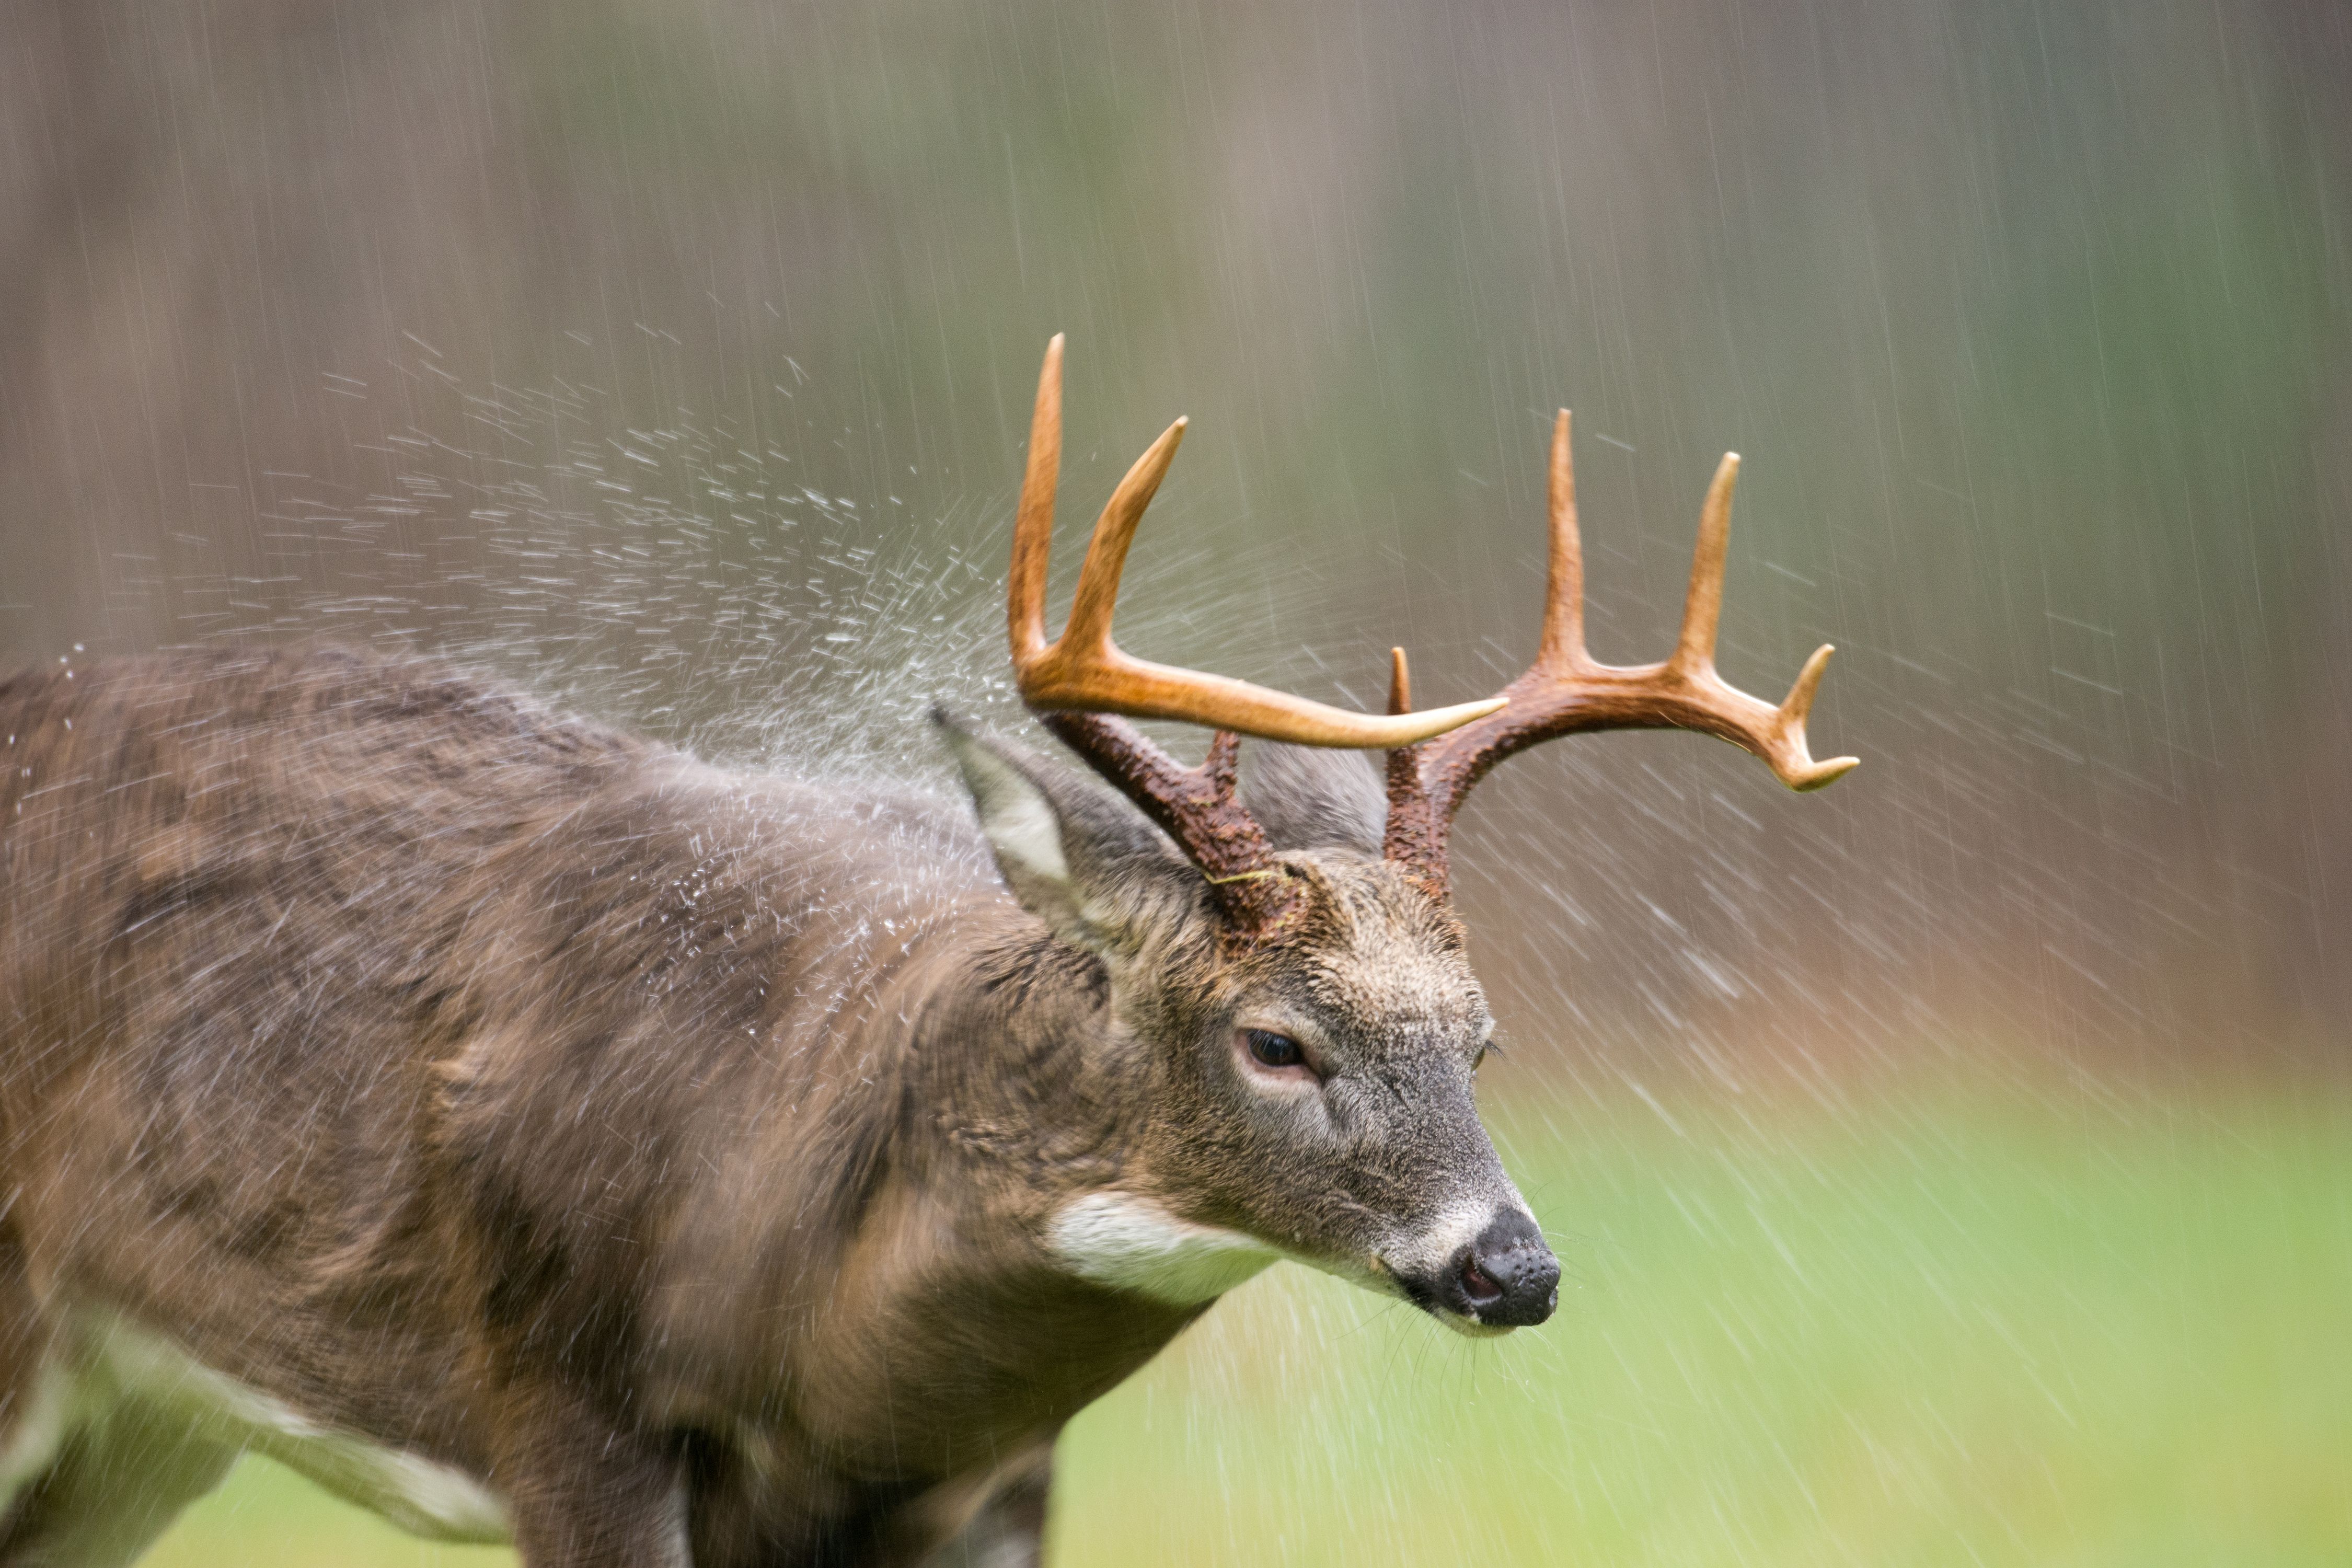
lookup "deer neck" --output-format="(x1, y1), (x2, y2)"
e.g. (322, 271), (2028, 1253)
(754, 907), (1232, 1474)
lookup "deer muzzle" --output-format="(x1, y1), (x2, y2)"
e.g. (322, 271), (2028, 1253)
(1439, 1207), (1560, 1328)
(1387, 1200), (1560, 1333)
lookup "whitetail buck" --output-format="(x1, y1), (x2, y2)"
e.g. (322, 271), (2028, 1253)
(0, 337), (1853, 1566)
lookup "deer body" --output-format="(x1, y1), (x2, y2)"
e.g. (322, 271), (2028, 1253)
(0, 340), (1851, 1565)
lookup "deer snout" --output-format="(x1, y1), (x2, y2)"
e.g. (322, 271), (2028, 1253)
(1437, 1208), (1559, 1329)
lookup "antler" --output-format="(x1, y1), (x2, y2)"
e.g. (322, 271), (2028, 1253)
(1010, 336), (1504, 746)
(1009, 336), (1505, 936)
(1384, 411), (1858, 897)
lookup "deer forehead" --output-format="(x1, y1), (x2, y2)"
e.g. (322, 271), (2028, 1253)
(1290, 955), (1484, 1052)
(1272, 871), (1486, 1042)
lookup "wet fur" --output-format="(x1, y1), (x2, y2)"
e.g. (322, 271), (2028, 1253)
(0, 645), (1529, 1564)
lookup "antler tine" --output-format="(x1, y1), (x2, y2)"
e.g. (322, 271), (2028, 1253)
(1671, 453), (1739, 676)
(1387, 647), (1412, 715)
(1058, 417), (1187, 661)
(1537, 410), (1587, 672)
(1006, 338), (1504, 748)
(1671, 451), (1857, 789)
(1772, 644), (1859, 791)
(1008, 335), (1064, 667)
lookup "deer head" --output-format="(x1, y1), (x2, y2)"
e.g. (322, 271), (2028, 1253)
(937, 337), (1855, 1334)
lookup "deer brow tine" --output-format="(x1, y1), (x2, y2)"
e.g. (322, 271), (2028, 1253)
(1387, 647), (1412, 716)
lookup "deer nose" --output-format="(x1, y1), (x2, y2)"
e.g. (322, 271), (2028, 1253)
(1450, 1208), (1558, 1327)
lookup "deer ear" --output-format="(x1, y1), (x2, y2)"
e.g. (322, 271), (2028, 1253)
(933, 711), (1192, 953)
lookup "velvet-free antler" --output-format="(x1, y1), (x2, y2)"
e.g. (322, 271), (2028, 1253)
(1008, 336), (1504, 934)
(1383, 411), (1857, 898)
(1009, 337), (1502, 746)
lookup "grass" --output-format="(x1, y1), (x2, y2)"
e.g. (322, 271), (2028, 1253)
(141, 1075), (2352, 1566)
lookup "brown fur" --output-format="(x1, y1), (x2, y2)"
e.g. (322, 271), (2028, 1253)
(0, 644), (1541, 1565)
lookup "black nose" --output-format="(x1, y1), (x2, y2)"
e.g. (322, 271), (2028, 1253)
(1447, 1209), (1559, 1327)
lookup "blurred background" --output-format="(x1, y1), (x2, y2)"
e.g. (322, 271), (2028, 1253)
(3, 0), (2346, 1563)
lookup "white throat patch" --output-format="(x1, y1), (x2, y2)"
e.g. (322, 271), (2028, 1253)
(1045, 1192), (1279, 1305)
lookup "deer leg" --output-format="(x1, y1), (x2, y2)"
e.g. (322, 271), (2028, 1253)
(491, 1383), (690, 1568)
(0, 1396), (235, 1568)
(912, 1445), (1052, 1568)
(851, 1442), (1052, 1568)
(0, 1234), (62, 1518)
(696, 1442), (1056, 1568)
(0, 1238), (235, 1565)
(0, 1232), (172, 1565)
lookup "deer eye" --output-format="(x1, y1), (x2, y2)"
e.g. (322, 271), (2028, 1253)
(1242, 1029), (1305, 1071)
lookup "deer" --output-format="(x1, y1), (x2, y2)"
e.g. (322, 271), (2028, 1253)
(0, 336), (1854, 1567)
